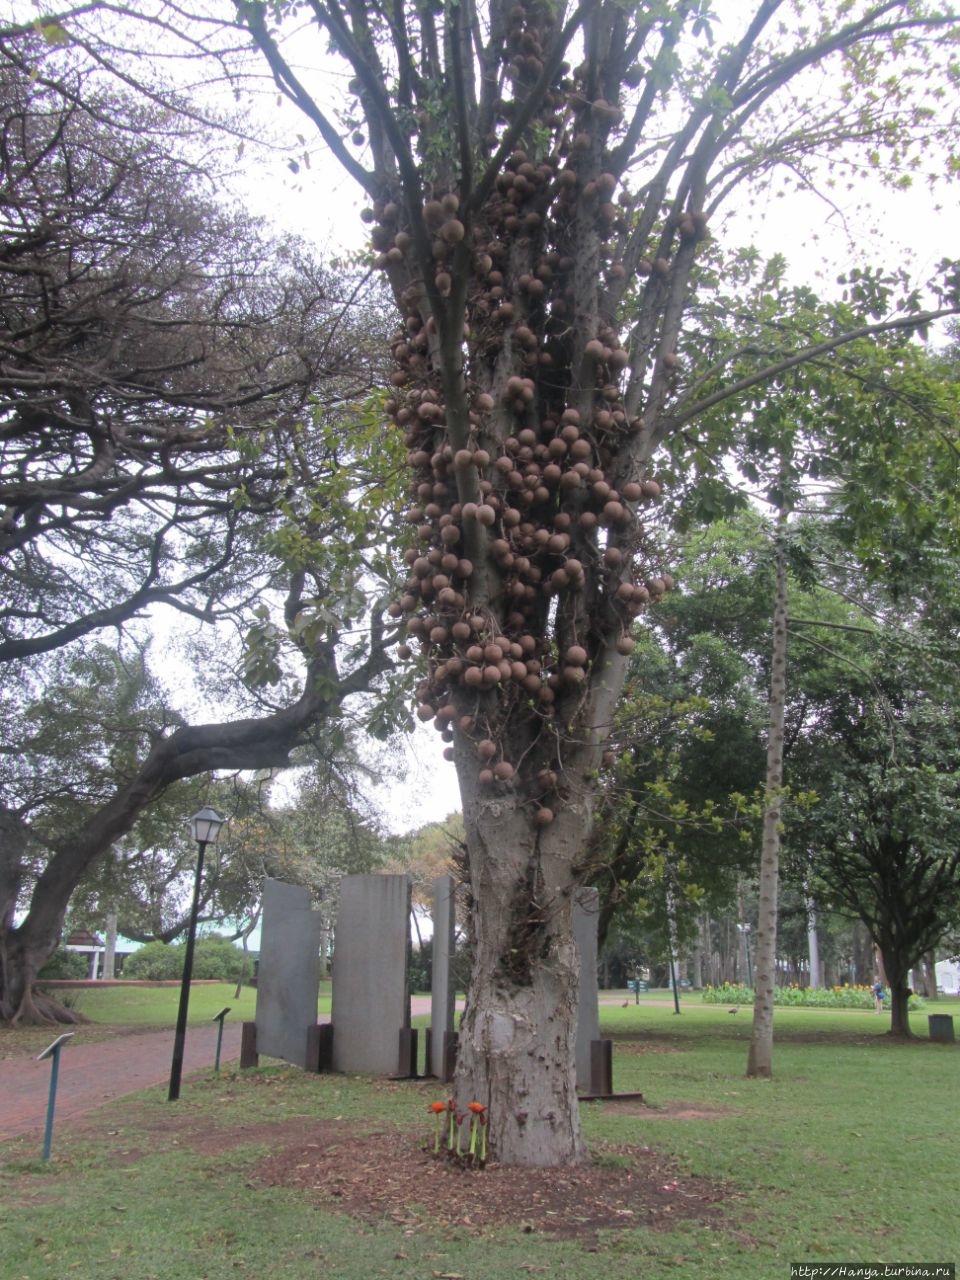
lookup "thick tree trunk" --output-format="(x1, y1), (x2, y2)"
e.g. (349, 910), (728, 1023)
(747, 520), (788, 1079)
(879, 943), (913, 1037)
(0, 927), (83, 1024)
(851, 924), (874, 986)
(888, 981), (912, 1037)
(453, 765), (590, 1167)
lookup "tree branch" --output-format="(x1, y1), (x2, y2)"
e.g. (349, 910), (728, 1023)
(671, 308), (959, 427)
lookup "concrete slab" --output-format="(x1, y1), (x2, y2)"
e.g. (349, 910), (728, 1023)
(255, 878), (322, 1069)
(331, 874), (411, 1075)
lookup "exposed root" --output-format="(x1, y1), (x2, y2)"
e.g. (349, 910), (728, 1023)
(9, 986), (89, 1027)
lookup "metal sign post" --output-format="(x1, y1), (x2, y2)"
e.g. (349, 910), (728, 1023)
(211, 1007), (231, 1073)
(37, 1033), (75, 1161)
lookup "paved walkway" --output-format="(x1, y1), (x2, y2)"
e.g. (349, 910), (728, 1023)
(0, 1020), (246, 1144)
(0, 995), (439, 1147)
(1, 994), (664, 1148)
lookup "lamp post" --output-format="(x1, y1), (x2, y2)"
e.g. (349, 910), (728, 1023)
(168, 806), (225, 1101)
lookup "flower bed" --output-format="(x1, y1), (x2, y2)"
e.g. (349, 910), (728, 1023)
(700, 983), (924, 1010)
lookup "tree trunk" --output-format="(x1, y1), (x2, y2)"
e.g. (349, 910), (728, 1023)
(851, 923), (873, 986)
(747, 517), (788, 1079)
(721, 917), (736, 984)
(453, 769), (589, 1167)
(0, 928), (85, 1025)
(888, 980), (912, 1037)
(666, 886), (682, 1011)
(698, 916), (712, 986)
(922, 952), (938, 1001)
(690, 932), (703, 990)
(877, 940), (914, 1037)
(806, 896), (821, 989)
(102, 912), (118, 980)
(234, 907), (261, 1000)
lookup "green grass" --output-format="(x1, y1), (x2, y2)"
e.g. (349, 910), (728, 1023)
(30, 981), (334, 1026)
(2, 1000), (958, 1280)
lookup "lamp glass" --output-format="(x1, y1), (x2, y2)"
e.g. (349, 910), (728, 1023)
(189, 807), (225, 845)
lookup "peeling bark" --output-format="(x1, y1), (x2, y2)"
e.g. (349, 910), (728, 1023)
(454, 775), (588, 1166)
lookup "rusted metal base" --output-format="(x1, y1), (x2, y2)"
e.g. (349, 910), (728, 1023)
(305, 1024), (335, 1073)
(239, 1021), (258, 1069)
(395, 1027), (418, 1078)
(423, 1026), (434, 1077)
(576, 1037), (644, 1101)
(442, 1030), (459, 1083)
(578, 1090), (645, 1102)
(589, 1038), (613, 1096)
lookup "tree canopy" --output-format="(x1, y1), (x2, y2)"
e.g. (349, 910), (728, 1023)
(0, 35), (406, 1024)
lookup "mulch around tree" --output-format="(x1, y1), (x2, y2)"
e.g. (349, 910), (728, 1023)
(106, 1106), (737, 1245)
(257, 1125), (733, 1243)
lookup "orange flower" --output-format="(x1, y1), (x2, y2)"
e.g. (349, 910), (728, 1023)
(467, 1102), (487, 1160)
(428, 1101), (447, 1154)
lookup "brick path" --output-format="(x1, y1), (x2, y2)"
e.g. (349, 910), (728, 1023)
(0, 995), (439, 1147)
(0, 1020), (246, 1144)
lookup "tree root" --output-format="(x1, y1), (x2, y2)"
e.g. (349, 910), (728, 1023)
(8, 986), (89, 1027)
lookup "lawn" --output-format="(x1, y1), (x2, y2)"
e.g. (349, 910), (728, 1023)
(2, 996), (958, 1280)
(34, 980), (333, 1025)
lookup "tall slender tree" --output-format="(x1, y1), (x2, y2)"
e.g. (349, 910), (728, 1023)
(746, 503), (788, 1078)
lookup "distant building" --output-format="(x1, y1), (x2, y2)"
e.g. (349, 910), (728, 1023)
(935, 958), (960, 994)
(64, 929), (137, 978)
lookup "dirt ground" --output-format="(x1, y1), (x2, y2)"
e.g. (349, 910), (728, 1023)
(3, 1019), (737, 1243)
(97, 1101), (736, 1245)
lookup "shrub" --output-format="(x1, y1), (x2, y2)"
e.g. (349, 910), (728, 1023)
(701, 982), (753, 1006)
(123, 940), (183, 981)
(192, 937), (246, 981)
(38, 948), (89, 980)
(700, 983), (925, 1011)
(123, 936), (245, 982)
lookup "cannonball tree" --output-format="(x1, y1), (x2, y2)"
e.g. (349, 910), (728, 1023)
(236, 0), (960, 1166)
(91, 0), (959, 1165)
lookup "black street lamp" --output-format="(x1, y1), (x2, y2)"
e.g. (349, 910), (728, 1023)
(168, 806), (226, 1101)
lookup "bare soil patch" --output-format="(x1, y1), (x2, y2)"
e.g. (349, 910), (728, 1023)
(250, 1123), (734, 1243)
(596, 1100), (736, 1121)
(87, 1109), (735, 1244)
